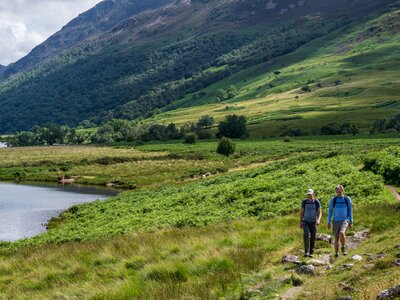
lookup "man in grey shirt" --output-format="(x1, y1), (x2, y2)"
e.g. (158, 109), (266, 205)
(300, 189), (322, 257)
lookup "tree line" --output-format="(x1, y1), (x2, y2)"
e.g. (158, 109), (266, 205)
(6, 114), (249, 147)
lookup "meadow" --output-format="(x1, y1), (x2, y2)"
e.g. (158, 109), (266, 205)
(1, 135), (399, 189)
(0, 135), (399, 299)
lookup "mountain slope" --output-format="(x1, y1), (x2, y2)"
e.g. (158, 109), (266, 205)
(2, 0), (171, 78)
(0, 0), (397, 133)
(149, 6), (400, 136)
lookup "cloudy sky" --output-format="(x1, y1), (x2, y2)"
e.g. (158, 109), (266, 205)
(0, 0), (101, 66)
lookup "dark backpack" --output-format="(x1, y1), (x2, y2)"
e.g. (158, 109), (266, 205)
(333, 195), (350, 217)
(303, 199), (320, 213)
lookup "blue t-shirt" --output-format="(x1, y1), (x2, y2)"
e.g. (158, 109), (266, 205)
(302, 199), (321, 222)
(327, 195), (353, 224)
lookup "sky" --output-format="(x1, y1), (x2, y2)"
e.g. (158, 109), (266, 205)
(0, 0), (101, 66)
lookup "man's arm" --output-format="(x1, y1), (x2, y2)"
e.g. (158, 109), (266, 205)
(348, 197), (353, 228)
(300, 207), (305, 228)
(327, 198), (333, 229)
(316, 200), (322, 226)
(317, 209), (322, 226)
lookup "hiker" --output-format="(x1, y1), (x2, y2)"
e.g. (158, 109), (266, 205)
(300, 189), (322, 258)
(327, 185), (353, 258)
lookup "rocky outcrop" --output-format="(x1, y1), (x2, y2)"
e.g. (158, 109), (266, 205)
(316, 233), (332, 244)
(376, 285), (400, 300)
(282, 255), (301, 265)
(296, 265), (316, 275)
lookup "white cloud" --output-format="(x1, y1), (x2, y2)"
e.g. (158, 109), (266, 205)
(0, 0), (101, 65)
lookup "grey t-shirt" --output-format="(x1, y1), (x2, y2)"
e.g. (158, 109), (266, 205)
(302, 199), (321, 222)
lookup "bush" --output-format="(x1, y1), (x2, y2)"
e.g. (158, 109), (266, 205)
(372, 112), (400, 133)
(283, 136), (292, 142)
(197, 130), (212, 139)
(217, 137), (236, 156)
(184, 133), (197, 144)
(284, 128), (307, 137)
(321, 122), (358, 135)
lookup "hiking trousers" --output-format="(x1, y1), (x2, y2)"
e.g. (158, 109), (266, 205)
(303, 221), (317, 254)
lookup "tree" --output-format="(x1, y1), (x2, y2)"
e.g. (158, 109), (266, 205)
(9, 131), (37, 147)
(226, 85), (239, 99)
(197, 115), (215, 128)
(166, 123), (181, 140)
(215, 89), (227, 102)
(216, 114), (248, 139)
(217, 137), (235, 156)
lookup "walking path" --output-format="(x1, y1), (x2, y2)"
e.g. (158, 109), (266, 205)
(385, 185), (400, 202)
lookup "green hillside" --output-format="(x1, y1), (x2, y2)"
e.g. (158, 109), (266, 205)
(149, 7), (400, 137)
(0, 0), (397, 133)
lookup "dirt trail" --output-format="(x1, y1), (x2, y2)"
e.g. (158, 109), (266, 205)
(385, 185), (400, 202)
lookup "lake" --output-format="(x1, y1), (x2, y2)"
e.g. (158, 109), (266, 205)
(0, 182), (118, 242)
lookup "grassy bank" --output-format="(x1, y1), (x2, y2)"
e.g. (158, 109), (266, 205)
(0, 195), (398, 299)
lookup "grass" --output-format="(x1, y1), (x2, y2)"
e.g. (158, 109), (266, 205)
(1, 135), (397, 246)
(0, 192), (398, 299)
(1, 135), (400, 189)
(0, 136), (399, 298)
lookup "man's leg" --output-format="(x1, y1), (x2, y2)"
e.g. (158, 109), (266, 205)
(309, 222), (317, 256)
(334, 237), (340, 256)
(333, 221), (340, 257)
(339, 221), (348, 255)
(303, 222), (311, 256)
(339, 232), (346, 247)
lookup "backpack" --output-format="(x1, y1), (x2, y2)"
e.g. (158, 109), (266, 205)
(302, 199), (320, 213)
(333, 195), (350, 217)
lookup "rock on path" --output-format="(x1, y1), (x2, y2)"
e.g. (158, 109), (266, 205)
(282, 255), (301, 265)
(377, 285), (400, 300)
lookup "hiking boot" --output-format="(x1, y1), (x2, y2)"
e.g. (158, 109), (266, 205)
(334, 252), (339, 258)
(309, 251), (314, 258)
(341, 247), (348, 256)
(304, 253), (310, 257)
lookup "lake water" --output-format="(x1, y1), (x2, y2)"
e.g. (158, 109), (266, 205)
(0, 182), (118, 242)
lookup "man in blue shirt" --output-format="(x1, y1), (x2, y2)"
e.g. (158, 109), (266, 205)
(300, 189), (322, 258)
(327, 185), (353, 258)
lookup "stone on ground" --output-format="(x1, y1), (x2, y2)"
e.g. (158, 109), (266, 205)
(376, 285), (400, 300)
(316, 233), (332, 244)
(282, 255), (301, 265)
(296, 264), (317, 275)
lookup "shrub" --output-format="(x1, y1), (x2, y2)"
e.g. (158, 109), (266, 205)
(372, 112), (400, 133)
(184, 133), (197, 144)
(321, 123), (358, 135)
(301, 85), (311, 93)
(283, 136), (292, 142)
(197, 130), (212, 139)
(217, 137), (236, 156)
